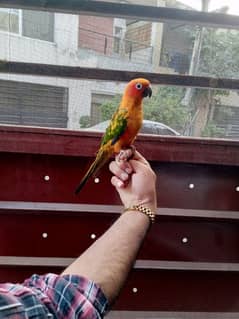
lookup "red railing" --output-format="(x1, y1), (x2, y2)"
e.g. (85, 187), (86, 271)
(0, 125), (239, 313)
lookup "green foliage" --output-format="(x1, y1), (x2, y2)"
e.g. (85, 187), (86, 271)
(79, 115), (91, 128)
(201, 121), (225, 138)
(100, 29), (239, 137)
(199, 29), (239, 78)
(143, 86), (189, 132)
(100, 87), (190, 133)
(182, 27), (239, 137)
(101, 94), (122, 121)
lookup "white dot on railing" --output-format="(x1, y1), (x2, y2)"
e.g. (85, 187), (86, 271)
(188, 183), (194, 189)
(42, 232), (48, 239)
(90, 233), (96, 240)
(236, 186), (239, 192)
(44, 175), (50, 181)
(132, 287), (138, 293)
(94, 177), (100, 184)
(182, 237), (188, 244)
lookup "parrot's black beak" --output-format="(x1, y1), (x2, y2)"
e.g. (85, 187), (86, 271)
(143, 86), (152, 98)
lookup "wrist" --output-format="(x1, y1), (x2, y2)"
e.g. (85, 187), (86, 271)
(123, 197), (156, 214)
(131, 200), (157, 215)
(124, 204), (156, 224)
(121, 209), (151, 229)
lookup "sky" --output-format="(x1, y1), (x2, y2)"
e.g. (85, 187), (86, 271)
(179, 0), (239, 15)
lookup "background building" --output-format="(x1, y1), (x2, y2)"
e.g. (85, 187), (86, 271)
(0, 1), (239, 138)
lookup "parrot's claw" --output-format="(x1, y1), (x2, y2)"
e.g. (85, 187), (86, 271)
(118, 145), (136, 162)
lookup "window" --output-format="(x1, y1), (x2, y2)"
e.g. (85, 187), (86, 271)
(91, 93), (115, 126)
(0, 8), (19, 33)
(213, 105), (239, 139)
(0, 8), (54, 42)
(160, 23), (192, 74)
(22, 10), (54, 42)
(113, 26), (123, 54)
(0, 80), (68, 128)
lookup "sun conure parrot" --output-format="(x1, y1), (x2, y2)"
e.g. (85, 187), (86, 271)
(75, 78), (152, 194)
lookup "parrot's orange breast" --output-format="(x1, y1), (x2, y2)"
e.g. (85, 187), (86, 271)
(113, 104), (143, 153)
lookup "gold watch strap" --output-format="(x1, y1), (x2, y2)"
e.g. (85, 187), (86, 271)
(124, 204), (155, 224)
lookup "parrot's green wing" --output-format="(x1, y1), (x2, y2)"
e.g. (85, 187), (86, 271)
(101, 108), (128, 146)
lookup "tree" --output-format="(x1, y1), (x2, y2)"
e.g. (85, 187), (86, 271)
(79, 115), (91, 128)
(186, 27), (239, 137)
(182, 0), (210, 106)
(201, 121), (225, 138)
(180, 0), (239, 138)
(199, 29), (239, 78)
(101, 94), (122, 121)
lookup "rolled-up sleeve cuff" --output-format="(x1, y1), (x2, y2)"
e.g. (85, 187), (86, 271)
(24, 273), (109, 319)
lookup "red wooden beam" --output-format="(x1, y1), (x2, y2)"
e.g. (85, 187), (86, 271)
(0, 266), (239, 312)
(0, 125), (238, 166)
(0, 211), (239, 263)
(0, 152), (238, 210)
(115, 269), (239, 312)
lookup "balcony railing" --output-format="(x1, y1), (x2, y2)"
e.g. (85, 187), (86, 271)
(78, 27), (154, 65)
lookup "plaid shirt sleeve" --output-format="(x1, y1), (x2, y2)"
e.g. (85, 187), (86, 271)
(0, 273), (108, 319)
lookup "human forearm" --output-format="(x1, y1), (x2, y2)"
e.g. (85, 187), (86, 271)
(63, 150), (157, 307)
(62, 209), (150, 304)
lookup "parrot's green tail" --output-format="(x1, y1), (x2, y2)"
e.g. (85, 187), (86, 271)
(75, 161), (97, 194)
(75, 148), (111, 195)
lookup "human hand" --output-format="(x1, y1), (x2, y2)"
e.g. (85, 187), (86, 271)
(109, 150), (157, 213)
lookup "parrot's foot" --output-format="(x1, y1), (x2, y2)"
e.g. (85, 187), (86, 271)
(118, 145), (136, 162)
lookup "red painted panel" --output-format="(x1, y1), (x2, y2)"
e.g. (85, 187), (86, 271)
(0, 153), (238, 210)
(0, 126), (238, 312)
(115, 269), (239, 312)
(141, 217), (239, 262)
(155, 162), (239, 211)
(1, 266), (239, 312)
(0, 153), (120, 204)
(0, 212), (114, 258)
(0, 266), (63, 284)
(0, 212), (239, 263)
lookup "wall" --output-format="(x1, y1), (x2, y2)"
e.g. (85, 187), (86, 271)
(0, 12), (153, 130)
(78, 15), (114, 55)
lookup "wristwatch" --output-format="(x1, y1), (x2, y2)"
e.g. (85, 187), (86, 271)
(124, 204), (156, 224)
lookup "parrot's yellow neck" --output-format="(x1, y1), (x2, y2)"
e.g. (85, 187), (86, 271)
(120, 95), (143, 133)
(119, 95), (143, 112)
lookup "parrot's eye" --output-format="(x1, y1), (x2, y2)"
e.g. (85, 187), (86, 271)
(135, 83), (143, 90)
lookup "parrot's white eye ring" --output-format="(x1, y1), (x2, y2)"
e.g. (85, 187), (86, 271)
(135, 83), (143, 90)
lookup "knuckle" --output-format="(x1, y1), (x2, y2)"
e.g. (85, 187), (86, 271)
(111, 164), (123, 178)
(118, 161), (127, 170)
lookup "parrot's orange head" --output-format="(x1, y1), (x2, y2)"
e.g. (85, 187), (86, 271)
(124, 78), (152, 101)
